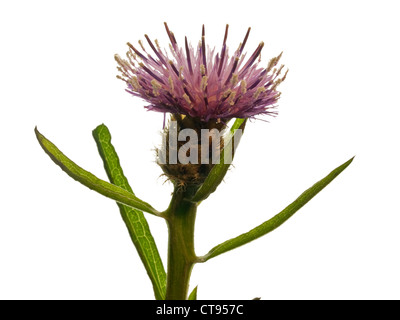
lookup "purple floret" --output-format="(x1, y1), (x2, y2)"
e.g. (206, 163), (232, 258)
(115, 23), (287, 122)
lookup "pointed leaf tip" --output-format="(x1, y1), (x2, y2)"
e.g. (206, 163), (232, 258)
(92, 123), (166, 300)
(188, 286), (198, 300)
(191, 118), (247, 203)
(35, 128), (161, 216)
(199, 156), (354, 261)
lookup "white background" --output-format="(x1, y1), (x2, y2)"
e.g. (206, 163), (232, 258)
(1, 0), (399, 300)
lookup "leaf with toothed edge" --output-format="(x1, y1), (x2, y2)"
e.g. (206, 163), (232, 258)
(92, 124), (166, 300)
(198, 157), (355, 262)
(34, 127), (161, 217)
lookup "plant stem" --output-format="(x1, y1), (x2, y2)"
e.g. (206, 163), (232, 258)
(164, 187), (198, 300)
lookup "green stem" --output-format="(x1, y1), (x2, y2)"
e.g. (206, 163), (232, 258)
(164, 187), (198, 300)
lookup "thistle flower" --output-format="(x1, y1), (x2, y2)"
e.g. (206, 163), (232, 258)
(115, 23), (287, 123)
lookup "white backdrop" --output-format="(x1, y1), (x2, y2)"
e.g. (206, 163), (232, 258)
(1, 0), (399, 300)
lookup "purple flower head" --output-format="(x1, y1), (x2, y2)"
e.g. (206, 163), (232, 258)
(115, 23), (287, 122)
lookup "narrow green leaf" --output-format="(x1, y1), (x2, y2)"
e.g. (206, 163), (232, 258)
(188, 286), (198, 300)
(191, 118), (247, 203)
(199, 157), (354, 262)
(35, 127), (161, 217)
(92, 124), (166, 300)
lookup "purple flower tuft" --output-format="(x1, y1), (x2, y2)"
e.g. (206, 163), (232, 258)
(115, 23), (287, 122)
